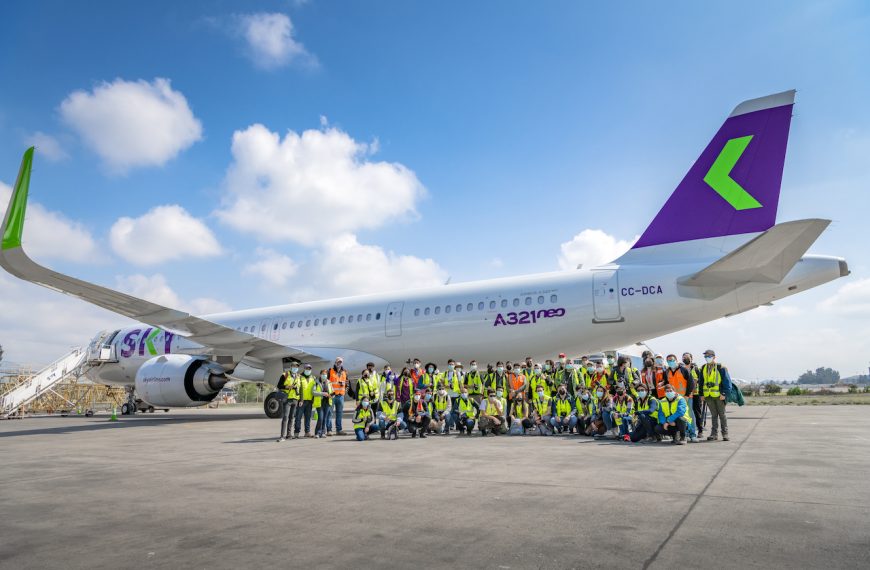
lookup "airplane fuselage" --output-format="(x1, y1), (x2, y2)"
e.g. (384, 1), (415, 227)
(86, 253), (845, 387)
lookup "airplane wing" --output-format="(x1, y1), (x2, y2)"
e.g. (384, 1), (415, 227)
(678, 218), (830, 293)
(0, 148), (293, 366)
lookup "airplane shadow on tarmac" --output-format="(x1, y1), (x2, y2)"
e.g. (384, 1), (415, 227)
(0, 414), (264, 439)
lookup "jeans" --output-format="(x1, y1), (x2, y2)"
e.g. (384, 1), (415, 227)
(706, 397), (728, 435)
(294, 401), (313, 434)
(617, 414), (633, 436)
(354, 427), (371, 441)
(631, 412), (657, 442)
(315, 402), (331, 436)
(331, 395), (345, 432)
(550, 415), (577, 432)
(280, 400), (298, 438)
(655, 418), (688, 440)
(686, 403), (698, 438)
(457, 415), (476, 433)
(601, 409), (615, 430)
(379, 417), (406, 434)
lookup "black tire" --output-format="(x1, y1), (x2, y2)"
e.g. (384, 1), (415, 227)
(148, 406), (155, 413)
(264, 392), (283, 419)
(131, 402), (138, 414)
(85, 410), (94, 417)
(121, 402), (131, 415)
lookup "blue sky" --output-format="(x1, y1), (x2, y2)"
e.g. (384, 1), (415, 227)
(1, 0), (868, 379)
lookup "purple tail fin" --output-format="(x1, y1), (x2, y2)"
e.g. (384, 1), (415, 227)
(633, 90), (795, 249)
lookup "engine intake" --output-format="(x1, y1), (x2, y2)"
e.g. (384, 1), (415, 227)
(135, 354), (228, 407)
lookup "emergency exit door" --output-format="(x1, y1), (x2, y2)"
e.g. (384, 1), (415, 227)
(592, 270), (623, 322)
(385, 302), (404, 337)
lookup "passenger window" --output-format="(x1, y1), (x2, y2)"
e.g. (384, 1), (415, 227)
(261, 324), (267, 332)
(551, 294), (558, 303)
(358, 314), (363, 321)
(467, 303), (473, 312)
(273, 323), (279, 330)
(414, 308), (420, 317)
(281, 322), (287, 329)
(376, 313), (381, 320)
(512, 298), (519, 307)
(538, 295), (544, 304)
(500, 300), (507, 308)
(525, 297), (532, 306)
(314, 319), (320, 326)
(331, 317), (336, 325)
(366, 313), (372, 321)
(424, 307), (430, 316)
(290, 321), (295, 329)
(340, 316), (345, 324)
(349, 315), (355, 323)
(456, 304), (462, 312)
(445, 305), (451, 314)
(489, 301), (495, 310)
(298, 321), (303, 328)
(242, 326), (247, 332)
(434, 306), (441, 315)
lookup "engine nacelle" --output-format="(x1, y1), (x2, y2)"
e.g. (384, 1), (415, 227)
(134, 354), (228, 407)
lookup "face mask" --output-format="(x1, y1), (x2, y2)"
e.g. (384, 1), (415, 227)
(543, 364), (550, 371)
(415, 363), (421, 369)
(665, 392), (676, 400)
(667, 360), (677, 370)
(304, 370), (311, 377)
(682, 358), (691, 365)
(438, 390), (446, 396)
(496, 390), (504, 398)
(705, 356), (714, 364)
(537, 391), (544, 397)
(290, 367), (299, 374)
(581, 394), (590, 401)
(318, 373), (324, 380)
(534, 368), (541, 374)
(362, 401), (370, 408)
(560, 358), (567, 364)
(566, 364), (574, 370)
(414, 395), (421, 402)
(427, 367), (434, 373)
(460, 393), (468, 400)
(586, 366), (594, 373)
(596, 391), (604, 398)
(497, 367), (504, 374)
(448, 365), (455, 370)
(638, 390), (647, 399)
(470, 365), (478, 371)
(596, 368), (604, 375)
(607, 358), (615, 365)
(425, 394), (432, 401)
(655, 358), (663, 366)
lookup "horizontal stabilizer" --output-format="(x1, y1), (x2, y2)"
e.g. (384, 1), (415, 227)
(678, 218), (830, 289)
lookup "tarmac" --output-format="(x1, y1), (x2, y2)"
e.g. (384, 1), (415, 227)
(0, 404), (868, 569)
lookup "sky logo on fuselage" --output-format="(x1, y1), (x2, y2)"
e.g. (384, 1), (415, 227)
(703, 135), (762, 210)
(119, 328), (174, 358)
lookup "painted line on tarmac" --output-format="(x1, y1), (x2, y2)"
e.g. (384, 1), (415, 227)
(641, 407), (770, 570)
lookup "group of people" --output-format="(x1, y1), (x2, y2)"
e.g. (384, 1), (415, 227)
(274, 350), (734, 445)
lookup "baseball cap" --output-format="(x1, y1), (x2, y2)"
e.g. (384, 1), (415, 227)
(703, 349), (716, 357)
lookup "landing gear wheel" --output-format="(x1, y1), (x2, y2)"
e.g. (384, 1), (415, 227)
(148, 406), (155, 413)
(121, 402), (132, 415)
(85, 410), (94, 417)
(264, 392), (283, 419)
(130, 402), (138, 414)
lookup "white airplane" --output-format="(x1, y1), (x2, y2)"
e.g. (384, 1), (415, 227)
(0, 90), (849, 417)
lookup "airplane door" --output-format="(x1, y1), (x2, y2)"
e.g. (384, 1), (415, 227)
(385, 302), (404, 337)
(592, 270), (623, 322)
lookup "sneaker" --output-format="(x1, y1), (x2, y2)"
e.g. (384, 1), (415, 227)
(623, 435), (631, 442)
(305, 433), (314, 438)
(688, 437), (699, 443)
(293, 434), (300, 439)
(277, 437), (285, 442)
(722, 435), (730, 441)
(411, 432), (417, 438)
(707, 434), (718, 441)
(337, 431), (347, 436)
(677, 439), (687, 445)
(420, 433), (427, 439)
(326, 432), (333, 437)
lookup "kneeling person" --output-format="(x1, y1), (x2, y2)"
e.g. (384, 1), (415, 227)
(655, 385), (691, 445)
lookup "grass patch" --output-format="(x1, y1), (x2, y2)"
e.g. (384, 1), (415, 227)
(743, 393), (870, 406)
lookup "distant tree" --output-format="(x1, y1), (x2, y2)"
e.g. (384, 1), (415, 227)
(786, 386), (804, 396)
(797, 367), (841, 385)
(847, 385), (859, 394)
(236, 382), (258, 403)
(764, 383), (782, 394)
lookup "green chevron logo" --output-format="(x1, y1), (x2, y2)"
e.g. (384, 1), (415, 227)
(703, 135), (762, 210)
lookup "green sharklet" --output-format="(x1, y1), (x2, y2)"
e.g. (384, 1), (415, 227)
(2, 147), (35, 250)
(703, 135), (762, 210)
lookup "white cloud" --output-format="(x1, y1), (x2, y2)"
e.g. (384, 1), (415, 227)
(115, 273), (231, 315)
(59, 78), (202, 172)
(24, 132), (68, 162)
(243, 247), (299, 287)
(216, 123), (425, 245)
(238, 13), (313, 69)
(0, 182), (98, 263)
(558, 229), (637, 270)
(109, 205), (222, 266)
(819, 277), (870, 318)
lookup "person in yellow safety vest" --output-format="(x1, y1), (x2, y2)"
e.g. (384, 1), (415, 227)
(463, 360), (484, 403)
(294, 366), (317, 438)
(629, 385), (659, 443)
(592, 386), (614, 438)
(582, 361), (595, 389)
(478, 389), (506, 436)
(655, 385), (692, 445)
(454, 388), (479, 435)
(701, 349), (732, 441)
(550, 386), (577, 434)
(440, 359), (462, 398)
(418, 363), (439, 393)
(575, 389), (596, 435)
(431, 388), (453, 434)
(327, 357), (348, 436)
(527, 364), (549, 399)
(276, 366), (302, 442)
(378, 390), (405, 440)
(683, 352), (705, 439)
(483, 362), (508, 397)
(590, 363), (609, 395)
(509, 392), (531, 434)
(352, 396), (376, 441)
(531, 389), (553, 435)
(313, 368), (333, 438)
(611, 356), (640, 393)
(557, 362), (581, 397)
(612, 386), (635, 441)
(363, 362), (382, 413)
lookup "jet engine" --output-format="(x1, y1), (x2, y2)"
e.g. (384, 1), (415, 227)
(134, 354), (228, 407)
